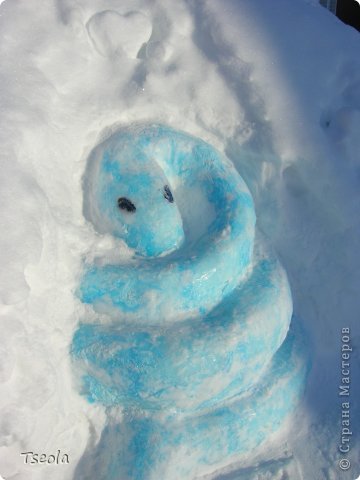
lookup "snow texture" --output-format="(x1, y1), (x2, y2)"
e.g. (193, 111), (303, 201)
(71, 124), (308, 478)
(0, 0), (359, 479)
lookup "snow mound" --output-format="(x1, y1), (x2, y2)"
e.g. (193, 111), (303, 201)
(71, 125), (308, 478)
(0, 0), (359, 479)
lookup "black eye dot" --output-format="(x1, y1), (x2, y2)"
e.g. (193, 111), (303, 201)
(163, 185), (174, 203)
(118, 197), (136, 213)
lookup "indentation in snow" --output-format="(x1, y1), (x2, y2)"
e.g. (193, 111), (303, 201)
(86, 10), (152, 59)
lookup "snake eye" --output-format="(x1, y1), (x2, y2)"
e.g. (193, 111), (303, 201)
(118, 197), (136, 213)
(163, 185), (174, 203)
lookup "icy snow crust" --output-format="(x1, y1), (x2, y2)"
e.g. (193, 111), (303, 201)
(0, 0), (359, 479)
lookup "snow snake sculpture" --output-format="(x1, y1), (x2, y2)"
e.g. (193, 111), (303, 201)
(72, 124), (309, 480)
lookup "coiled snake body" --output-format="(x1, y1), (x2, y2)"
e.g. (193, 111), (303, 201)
(72, 125), (309, 480)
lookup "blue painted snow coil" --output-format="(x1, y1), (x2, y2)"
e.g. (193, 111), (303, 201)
(72, 124), (309, 479)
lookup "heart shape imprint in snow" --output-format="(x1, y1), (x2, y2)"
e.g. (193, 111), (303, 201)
(86, 10), (152, 59)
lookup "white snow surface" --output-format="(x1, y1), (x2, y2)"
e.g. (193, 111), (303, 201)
(0, 0), (359, 479)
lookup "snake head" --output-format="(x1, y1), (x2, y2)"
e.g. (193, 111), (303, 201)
(84, 138), (184, 257)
